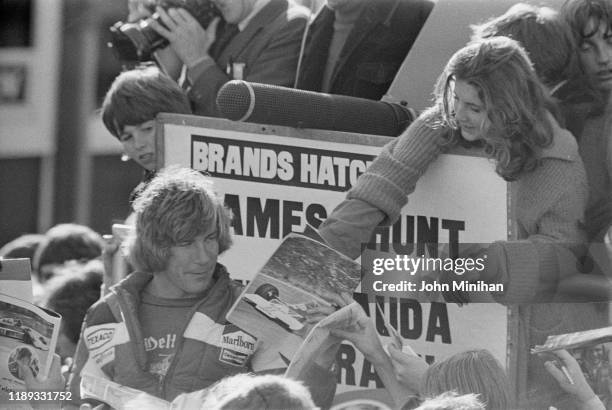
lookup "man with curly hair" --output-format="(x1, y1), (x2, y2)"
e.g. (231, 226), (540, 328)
(67, 167), (336, 407)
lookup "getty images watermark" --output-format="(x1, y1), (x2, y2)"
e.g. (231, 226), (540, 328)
(367, 254), (503, 293)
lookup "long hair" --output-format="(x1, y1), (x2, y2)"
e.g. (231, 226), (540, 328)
(562, 0), (612, 43)
(471, 3), (578, 89)
(420, 349), (513, 410)
(128, 166), (233, 273)
(101, 65), (191, 138)
(561, 0), (612, 111)
(435, 36), (554, 181)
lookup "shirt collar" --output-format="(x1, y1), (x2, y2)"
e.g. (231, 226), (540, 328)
(238, 0), (271, 31)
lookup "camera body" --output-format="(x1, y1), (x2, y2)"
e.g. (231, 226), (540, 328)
(109, 0), (220, 62)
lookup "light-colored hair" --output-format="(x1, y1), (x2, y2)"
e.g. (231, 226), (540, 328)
(101, 65), (191, 139)
(435, 36), (553, 181)
(129, 166), (233, 273)
(420, 349), (513, 410)
(471, 4), (577, 89)
(201, 374), (317, 410)
(415, 392), (485, 410)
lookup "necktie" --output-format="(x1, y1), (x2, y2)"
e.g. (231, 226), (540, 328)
(210, 23), (240, 60)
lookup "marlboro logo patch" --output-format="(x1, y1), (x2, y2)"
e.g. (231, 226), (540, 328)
(219, 325), (256, 367)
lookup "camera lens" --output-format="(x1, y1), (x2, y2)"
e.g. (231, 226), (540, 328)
(108, 15), (169, 62)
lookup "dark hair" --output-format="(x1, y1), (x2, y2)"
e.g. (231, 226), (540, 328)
(41, 260), (103, 344)
(0, 234), (46, 265)
(435, 36), (554, 181)
(33, 224), (104, 281)
(101, 65), (191, 138)
(561, 0), (612, 112)
(471, 3), (578, 89)
(562, 0), (612, 40)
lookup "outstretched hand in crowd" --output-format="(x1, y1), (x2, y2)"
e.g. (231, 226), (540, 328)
(543, 349), (605, 410)
(326, 302), (427, 407)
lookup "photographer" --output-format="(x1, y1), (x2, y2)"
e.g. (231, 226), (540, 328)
(128, 0), (309, 117)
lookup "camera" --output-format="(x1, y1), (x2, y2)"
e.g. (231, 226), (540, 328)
(108, 0), (220, 62)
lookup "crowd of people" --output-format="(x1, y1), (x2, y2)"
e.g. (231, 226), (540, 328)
(3, 0), (612, 408)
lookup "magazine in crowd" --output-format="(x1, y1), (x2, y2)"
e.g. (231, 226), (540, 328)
(0, 292), (60, 396)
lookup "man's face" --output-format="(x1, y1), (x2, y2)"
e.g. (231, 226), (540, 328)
(588, 345), (605, 365)
(161, 225), (219, 298)
(579, 18), (612, 92)
(213, 0), (255, 24)
(119, 120), (157, 171)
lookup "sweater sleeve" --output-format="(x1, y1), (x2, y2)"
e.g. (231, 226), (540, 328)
(347, 113), (449, 225)
(319, 112), (449, 258)
(489, 160), (588, 304)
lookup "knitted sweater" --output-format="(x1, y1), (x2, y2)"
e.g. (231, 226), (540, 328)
(319, 111), (588, 304)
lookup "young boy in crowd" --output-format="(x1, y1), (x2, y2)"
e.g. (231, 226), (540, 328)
(101, 65), (192, 204)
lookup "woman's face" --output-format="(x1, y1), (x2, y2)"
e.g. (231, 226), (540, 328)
(452, 80), (490, 142)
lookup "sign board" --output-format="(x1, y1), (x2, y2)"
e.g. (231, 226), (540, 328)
(158, 114), (515, 399)
(159, 115), (508, 279)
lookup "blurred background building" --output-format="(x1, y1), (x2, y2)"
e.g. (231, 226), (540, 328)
(1, 0), (142, 246)
(0, 0), (323, 247)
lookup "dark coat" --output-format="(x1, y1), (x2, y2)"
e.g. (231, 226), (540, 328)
(188, 0), (309, 117)
(295, 0), (433, 100)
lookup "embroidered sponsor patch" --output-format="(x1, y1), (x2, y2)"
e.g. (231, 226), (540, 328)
(92, 346), (115, 367)
(219, 325), (257, 367)
(83, 322), (130, 353)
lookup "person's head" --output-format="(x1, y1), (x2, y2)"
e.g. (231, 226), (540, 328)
(562, 0), (612, 92)
(415, 392), (485, 410)
(16, 347), (32, 362)
(41, 260), (103, 361)
(585, 344), (607, 366)
(0, 233), (45, 268)
(129, 166), (232, 297)
(201, 373), (317, 410)
(212, 0), (258, 24)
(435, 36), (553, 181)
(471, 4), (577, 90)
(33, 224), (104, 284)
(420, 349), (512, 410)
(101, 66), (191, 171)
